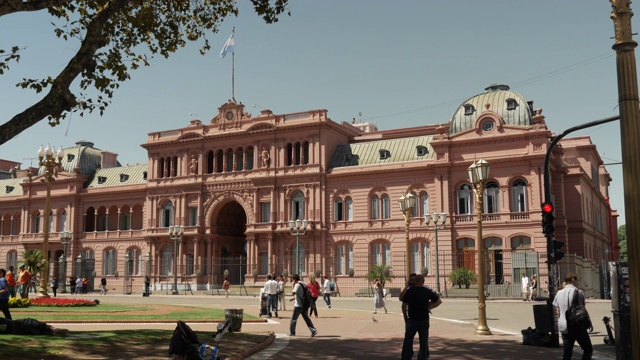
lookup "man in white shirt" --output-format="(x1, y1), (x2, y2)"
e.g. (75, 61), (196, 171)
(553, 272), (593, 359)
(262, 274), (279, 318)
(321, 276), (332, 308)
(521, 273), (530, 301)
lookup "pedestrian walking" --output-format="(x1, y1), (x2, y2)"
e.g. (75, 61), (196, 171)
(400, 274), (441, 360)
(75, 277), (83, 294)
(50, 277), (58, 297)
(100, 276), (107, 295)
(0, 269), (12, 320)
(373, 278), (387, 314)
(553, 272), (593, 360)
(262, 274), (279, 318)
(307, 275), (320, 318)
(278, 275), (287, 310)
(521, 272), (530, 301)
(288, 274), (317, 337)
(321, 275), (332, 308)
(223, 277), (230, 298)
(529, 274), (538, 301)
(144, 276), (151, 296)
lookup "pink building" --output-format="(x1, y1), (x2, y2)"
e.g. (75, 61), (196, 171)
(0, 85), (617, 297)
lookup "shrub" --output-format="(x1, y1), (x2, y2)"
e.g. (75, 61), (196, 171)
(448, 267), (477, 289)
(9, 297), (30, 308)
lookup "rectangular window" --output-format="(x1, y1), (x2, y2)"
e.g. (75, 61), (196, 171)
(412, 243), (420, 274)
(511, 187), (527, 212)
(484, 188), (499, 214)
(104, 250), (117, 276)
(382, 196), (390, 219)
(10, 218), (17, 235)
(260, 253), (268, 275)
(226, 152), (234, 172)
(247, 148), (254, 170)
(7, 252), (17, 268)
(188, 207), (198, 226)
(186, 254), (194, 275)
(261, 202), (271, 223)
(162, 208), (172, 227)
(337, 246), (344, 275)
(34, 214), (41, 233)
(335, 199), (343, 221)
(346, 198), (353, 221)
(373, 244), (382, 266)
(421, 193), (429, 216)
(458, 189), (471, 215)
(422, 243), (431, 275)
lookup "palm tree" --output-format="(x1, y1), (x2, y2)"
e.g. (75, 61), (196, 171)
(365, 264), (393, 288)
(21, 249), (46, 280)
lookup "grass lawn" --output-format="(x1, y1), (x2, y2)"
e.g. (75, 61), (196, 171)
(10, 304), (261, 322)
(0, 329), (270, 359)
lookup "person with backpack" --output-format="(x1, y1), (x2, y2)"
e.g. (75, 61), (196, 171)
(288, 274), (317, 337)
(321, 275), (332, 308)
(553, 272), (593, 359)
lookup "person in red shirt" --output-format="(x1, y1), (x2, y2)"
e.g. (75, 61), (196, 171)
(307, 275), (321, 318)
(5, 266), (16, 298)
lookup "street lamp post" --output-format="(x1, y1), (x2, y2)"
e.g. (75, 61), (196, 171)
(468, 159), (492, 335)
(289, 219), (307, 275)
(37, 144), (64, 298)
(398, 193), (417, 279)
(169, 225), (184, 295)
(59, 230), (72, 293)
(425, 212), (447, 294)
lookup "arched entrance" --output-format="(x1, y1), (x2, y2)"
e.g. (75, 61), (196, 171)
(214, 201), (247, 285)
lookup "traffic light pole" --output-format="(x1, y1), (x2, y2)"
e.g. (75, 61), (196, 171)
(543, 115), (619, 347)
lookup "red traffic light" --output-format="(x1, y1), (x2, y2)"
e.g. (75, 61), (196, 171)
(542, 202), (554, 213)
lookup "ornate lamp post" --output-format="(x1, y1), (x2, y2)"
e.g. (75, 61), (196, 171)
(169, 225), (184, 295)
(468, 159), (492, 335)
(59, 230), (72, 293)
(398, 193), (417, 279)
(289, 219), (307, 275)
(37, 144), (64, 298)
(425, 212), (447, 294)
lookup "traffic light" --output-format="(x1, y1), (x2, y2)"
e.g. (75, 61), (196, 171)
(552, 239), (565, 263)
(541, 202), (555, 235)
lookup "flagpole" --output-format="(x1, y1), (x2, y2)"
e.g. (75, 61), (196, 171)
(231, 27), (235, 102)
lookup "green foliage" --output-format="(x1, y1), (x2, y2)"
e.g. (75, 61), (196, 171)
(0, 1), (291, 145)
(365, 264), (393, 288)
(20, 249), (46, 280)
(449, 267), (477, 289)
(618, 224), (628, 261)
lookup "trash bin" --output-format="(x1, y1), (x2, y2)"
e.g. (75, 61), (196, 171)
(224, 308), (244, 332)
(532, 304), (553, 334)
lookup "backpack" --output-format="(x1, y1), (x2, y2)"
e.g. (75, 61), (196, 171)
(299, 283), (312, 309)
(566, 289), (592, 330)
(329, 281), (335, 292)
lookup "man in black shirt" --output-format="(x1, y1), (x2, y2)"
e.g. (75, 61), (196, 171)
(400, 274), (441, 360)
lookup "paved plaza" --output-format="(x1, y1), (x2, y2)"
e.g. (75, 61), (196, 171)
(51, 292), (618, 359)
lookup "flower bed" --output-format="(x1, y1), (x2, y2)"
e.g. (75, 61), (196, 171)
(9, 297), (98, 308)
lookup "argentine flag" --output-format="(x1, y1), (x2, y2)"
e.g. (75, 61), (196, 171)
(220, 33), (234, 58)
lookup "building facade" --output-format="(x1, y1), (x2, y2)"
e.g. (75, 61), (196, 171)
(0, 85), (617, 297)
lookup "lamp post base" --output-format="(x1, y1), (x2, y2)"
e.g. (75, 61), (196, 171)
(475, 326), (492, 336)
(171, 289), (179, 295)
(37, 289), (51, 299)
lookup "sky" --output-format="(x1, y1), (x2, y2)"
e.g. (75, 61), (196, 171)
(0, 1), (631, 225)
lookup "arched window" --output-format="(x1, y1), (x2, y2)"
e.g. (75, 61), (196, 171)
(411, 242), (431, 275)
(511, 236), (531, 250)
(291, 191), (305, 220)
(158, 157), (165, 178)
(6, 250), (17, 269)
(457, 184), (472, 215)
(207, 150), (214, 174)
(410, 191), (419, 218)
(334, 198), (344, 221)
(226, 149), (234, 172)
(162, 201), (173, 227)
(484, 181), (499, 214)
(303, 141), (310, 165)
(420, 192), (429, 216)
(246, 147), (254, 170)
(216, 150), (224, 173)
(371, 242), (391, 266)
(381, 195), (390, 219)
(511, 179), (527, 212)
(103, 248), (117, 276)
(162, 247), (173, 276)
(48, 210), (54, 232)
(236, 148), (244, 171)
(456, 238), (475, 271)
(287, 143), (293, 166)
(371, 195), (379, 220)
(126, 248), (141, 275)
(346, 197), (353, 221)
(295, 142), (301, 165)
(336, 243), (354, 275)
(292, 242), (306, 275)
(59, 210), (67, 231)
(186, 254), (194, 275)
(34, 212), (41, 233)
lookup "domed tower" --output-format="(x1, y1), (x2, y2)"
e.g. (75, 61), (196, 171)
(449, 84), (533, 135)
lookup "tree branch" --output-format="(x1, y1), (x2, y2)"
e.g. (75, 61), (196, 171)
(0, 0), (73, 17)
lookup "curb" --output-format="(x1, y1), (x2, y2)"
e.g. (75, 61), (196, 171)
(231, 331), (275, 360)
